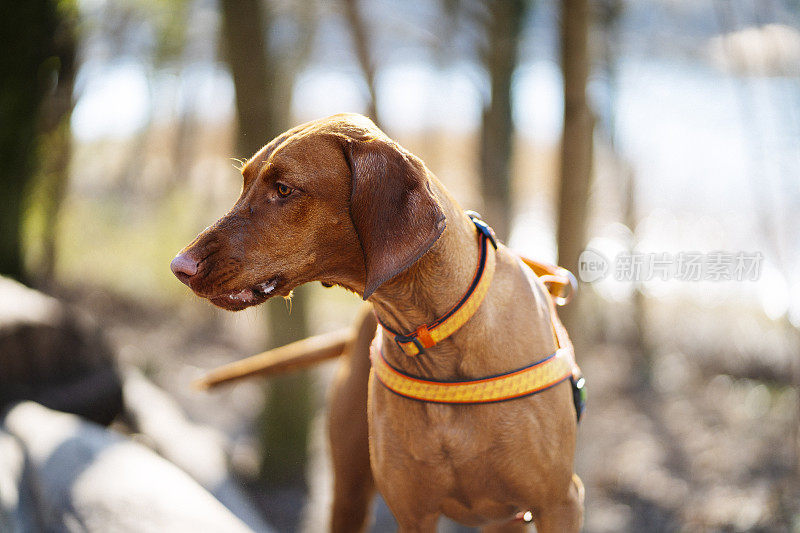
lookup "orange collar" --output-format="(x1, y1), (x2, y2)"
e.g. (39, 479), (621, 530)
(376, 212), (497, 356)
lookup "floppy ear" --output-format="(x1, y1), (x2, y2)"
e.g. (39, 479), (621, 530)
(343, 136), (446, 299)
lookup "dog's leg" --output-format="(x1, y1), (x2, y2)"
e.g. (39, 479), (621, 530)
(531, 474), (584, 533)
(328, 308), (377, 533)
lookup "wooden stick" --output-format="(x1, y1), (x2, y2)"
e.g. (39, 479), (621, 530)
(193, 328), (354, 390)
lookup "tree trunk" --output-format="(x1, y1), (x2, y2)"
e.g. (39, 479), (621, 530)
(342, 0), (381, 127)
(478, 0), (528, 242)
(256, 294), (313, 487)
(219, 0), (280, 155)
(596, 0), (650, 375)
(556, 0), (594, 334)
(219, 0), (312, 488)
(37, 5), (78, 284)
(0, 0), (59, 282)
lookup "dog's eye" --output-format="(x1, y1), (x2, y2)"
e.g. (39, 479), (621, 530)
(276, 183), (292, 198)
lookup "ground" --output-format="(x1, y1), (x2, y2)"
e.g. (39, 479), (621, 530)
(59, 285), (800, 532)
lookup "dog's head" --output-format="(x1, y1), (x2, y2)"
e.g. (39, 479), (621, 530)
(170, 114), (446, 310)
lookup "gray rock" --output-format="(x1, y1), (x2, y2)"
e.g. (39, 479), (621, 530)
(122, 368), (274, 532)
(0, 429), (41, 533)
(0, 277), (122, 425)
(3, 402), (255, 533)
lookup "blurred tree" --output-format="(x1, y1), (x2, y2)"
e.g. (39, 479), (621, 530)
(714, 0), (800, 477)
(594, 0), (652, 380)
(342, 0), (381, 128)
(219, 0), (279, 158)
(220, 0), (316, 156)
(427, 0), (527, 239)
(219, 0), (317, 488)
(0, 0), (60, 282)
(556, 0), (594, 334)
(106, 0), (191, 194)
(478, 0), (529, 242)
(35, 1), (78, 284)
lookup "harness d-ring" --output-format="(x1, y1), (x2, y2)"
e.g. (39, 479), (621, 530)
(540, 267), (577, 306)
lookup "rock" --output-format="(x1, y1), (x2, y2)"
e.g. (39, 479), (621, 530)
(0, 429), (40, 532)
(122, 367), (275, 532)
(2, 402), (255, 533)
(0, 276), (122, 425)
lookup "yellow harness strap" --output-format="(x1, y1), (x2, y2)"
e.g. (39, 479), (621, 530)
(370, 216), (581, 405)
(370, 327), (574, 404)
(379, 216), (497, 356)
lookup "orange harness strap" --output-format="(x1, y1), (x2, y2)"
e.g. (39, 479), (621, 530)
(519, 256), (577, 307)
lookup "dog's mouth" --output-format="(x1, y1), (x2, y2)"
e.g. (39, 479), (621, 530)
(208, 277), (282, 310)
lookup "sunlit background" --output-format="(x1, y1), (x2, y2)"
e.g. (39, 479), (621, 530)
(2, 0), (799, 531)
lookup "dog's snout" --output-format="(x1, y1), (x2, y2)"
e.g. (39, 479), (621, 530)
(170, 253), (199, 285)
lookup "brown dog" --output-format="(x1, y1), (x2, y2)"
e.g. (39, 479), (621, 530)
(171, 114), (583, 532)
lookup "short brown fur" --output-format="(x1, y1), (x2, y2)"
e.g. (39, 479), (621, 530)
(172, 114), (583, 532)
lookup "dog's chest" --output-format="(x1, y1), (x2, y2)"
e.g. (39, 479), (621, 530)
(369, 374), (536, 471)
(368, 381), (538, 521)
(367, 331), (547, 463)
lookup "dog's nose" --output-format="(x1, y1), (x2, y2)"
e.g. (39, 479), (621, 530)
(170, 253), (198, 285)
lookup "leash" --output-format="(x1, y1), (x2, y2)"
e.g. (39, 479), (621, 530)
(371, 212), (586, 419)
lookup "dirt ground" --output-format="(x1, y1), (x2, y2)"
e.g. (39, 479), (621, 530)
(61, 285), (800, 532)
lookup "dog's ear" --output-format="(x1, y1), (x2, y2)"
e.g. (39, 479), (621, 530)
(343, 136), (446, 299)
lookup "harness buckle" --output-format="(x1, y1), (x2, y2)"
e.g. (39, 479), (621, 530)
(571, 375), (587, 422)
(394, 333), (425, 355)
(555, 268), (578, 306)
(465, 211), (498, 249)
(414, 324), (436, 348)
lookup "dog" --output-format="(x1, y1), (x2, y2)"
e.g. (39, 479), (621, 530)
(171, 114), (584, 532)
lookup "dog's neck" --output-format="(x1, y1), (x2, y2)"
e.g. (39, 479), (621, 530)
(368, 180), (485, 365)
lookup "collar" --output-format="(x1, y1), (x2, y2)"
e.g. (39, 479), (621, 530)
(376, 212), (498, 356)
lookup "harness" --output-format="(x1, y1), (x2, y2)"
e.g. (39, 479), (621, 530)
(371, 213), (586, 420)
